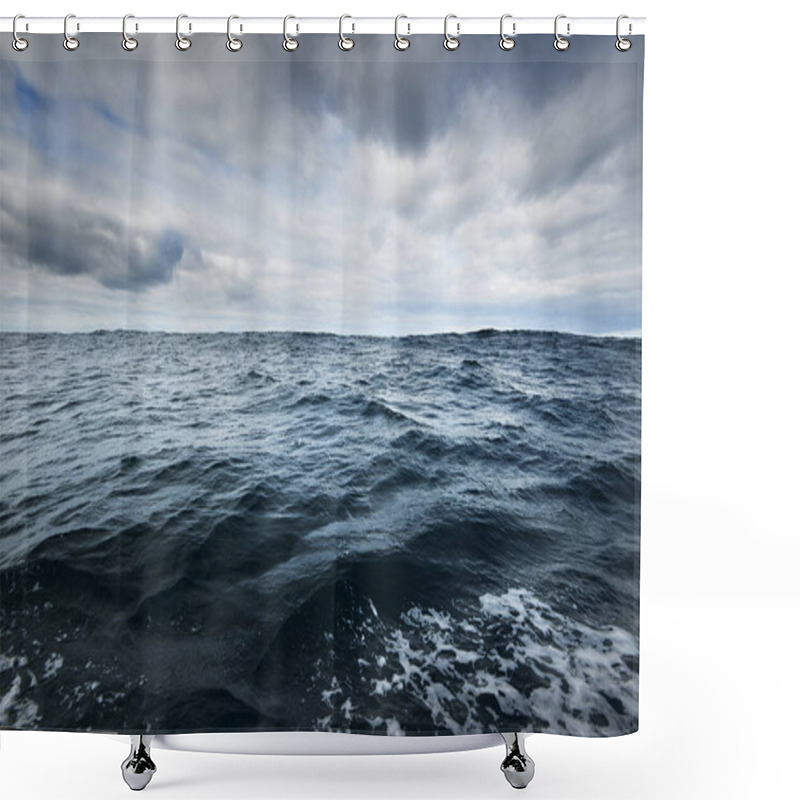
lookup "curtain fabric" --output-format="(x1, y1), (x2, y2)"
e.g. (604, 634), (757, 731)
(0, 33), (643, 737)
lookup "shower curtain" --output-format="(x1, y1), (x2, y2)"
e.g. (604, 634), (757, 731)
(0, 30), (643, 738)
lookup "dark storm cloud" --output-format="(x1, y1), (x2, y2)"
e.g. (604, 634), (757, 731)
(287, 57), (560, 156)
(285, 37), (635, 182)
(290, 59), (455, 154)
(0, 197), (183, 291)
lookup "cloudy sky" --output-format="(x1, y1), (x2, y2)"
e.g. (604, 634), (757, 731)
(0, 35), (642, 335)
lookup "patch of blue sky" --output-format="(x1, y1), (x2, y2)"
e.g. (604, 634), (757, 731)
(90, 100), (132, 132)
(13, 71), (50, 116)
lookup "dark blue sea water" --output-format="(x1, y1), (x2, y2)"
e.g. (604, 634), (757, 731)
(0, 330), (640, 736)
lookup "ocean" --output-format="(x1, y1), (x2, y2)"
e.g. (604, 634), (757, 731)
(0, 330), (640, 736)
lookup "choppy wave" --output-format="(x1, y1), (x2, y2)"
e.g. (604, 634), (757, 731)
(0, 330), (640, 734)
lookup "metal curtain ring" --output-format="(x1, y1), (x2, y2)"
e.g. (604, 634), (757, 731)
(394, 15), (410, 51)
(12, 14), (29, 51)
(63, 13), (79, 51)
(443, 14), (460, 51)
(122, 14), (138, 51)
(616, 14), (632, 51)
(554, 14), (570, 51)
(227, 15), (243, 51)
(339, 14), (354, 50)
(283, 15), (299, 51)
(176, 14), (191, 50)
(499, 14), (515, 50)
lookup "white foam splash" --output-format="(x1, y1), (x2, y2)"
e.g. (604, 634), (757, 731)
(0, 654), (41, 727)
(316, 587), (637, 737)
(42, 653), (64, 680)
(474, 588), (638, 735)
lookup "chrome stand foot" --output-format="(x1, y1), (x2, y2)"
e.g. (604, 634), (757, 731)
(500, 733), (535, 790)
(121, 735), (156, 791)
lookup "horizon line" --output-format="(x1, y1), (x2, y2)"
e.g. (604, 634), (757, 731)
(0, 327), (642, 340)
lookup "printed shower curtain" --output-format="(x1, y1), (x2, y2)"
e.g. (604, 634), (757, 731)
(0, 31), (643, 738)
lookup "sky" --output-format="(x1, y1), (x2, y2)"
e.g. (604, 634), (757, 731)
(0, 35), (642, 336)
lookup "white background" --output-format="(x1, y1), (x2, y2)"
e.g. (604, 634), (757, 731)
(1, 1), (798, 798)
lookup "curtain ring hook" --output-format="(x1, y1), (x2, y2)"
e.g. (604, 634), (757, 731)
(227, 15), (243, 51)
(338, 14), (355, 51)
(12, 14), (29, 52)
(499, 14), (515, 50)
(554, 14), (570, 51)
(122, 14), (138, 51)
(394, 14), (410, 51)
(63, 13), (79, 51)
(616, 14), (632, 51)
(283, 15), (299, 51)
(443, 14), (460, 51)
(175, 14), (191, 50)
